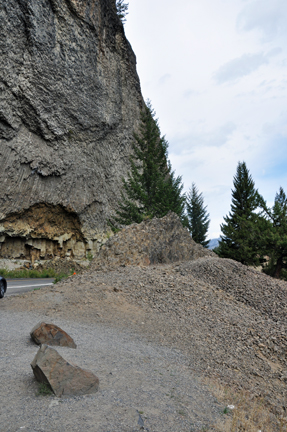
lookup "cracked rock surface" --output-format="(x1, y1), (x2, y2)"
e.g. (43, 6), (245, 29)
(0, 0), (143, 258)
(91, 212), (215, 269)
(31, 344), (99, 397)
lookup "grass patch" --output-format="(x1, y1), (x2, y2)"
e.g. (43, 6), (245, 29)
(86, 251), (93, 261)
(53, 272), (72, 284)
(36, 382), (54, 396)
(0, 268), (58, 279)
(205, 379), (287, 432)
(0, 267), (74, 284)
(222, 406), (231, 415)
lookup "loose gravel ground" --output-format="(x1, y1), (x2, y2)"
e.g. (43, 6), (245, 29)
(0, 311), (221, 432)
(1, 256), (287, 431)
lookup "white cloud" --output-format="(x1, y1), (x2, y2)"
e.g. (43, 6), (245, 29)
(158, 74), (172, 85)
(170, 122), (237, 154)
(124, 0), (287, 237)
(214, 49), (281, 84)
(184, 89), (201, 98)
(237, 0), (287, 41)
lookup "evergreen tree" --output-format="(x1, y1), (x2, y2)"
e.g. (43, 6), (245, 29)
(116, 0), (128, 23)
(113, 102), (185, 226)
(217, 161), (262, 265)
(186, 183), (210, 247)
(259, 187), (287, 279)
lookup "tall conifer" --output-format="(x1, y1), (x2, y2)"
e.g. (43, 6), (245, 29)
(113, 102), (185, 226)
(186, 183), (210, 247)
(217, 161), (262, 264)
(259, 187), (287, 278)
(116, 0), (128, 23)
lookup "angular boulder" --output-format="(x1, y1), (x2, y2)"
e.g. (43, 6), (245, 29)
(31, 345), (99, 397)
(91, 212), (215, 269)
(30, 322), (77, 349)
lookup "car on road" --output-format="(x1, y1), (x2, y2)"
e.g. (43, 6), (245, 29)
(0, 276), (7, 298)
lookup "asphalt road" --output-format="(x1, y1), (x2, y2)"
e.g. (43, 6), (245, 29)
(5, 278), (54, 296)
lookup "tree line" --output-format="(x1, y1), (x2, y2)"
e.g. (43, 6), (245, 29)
(110, 102), (210, 247)
(110, 102), (287, 280)
(216, 161), (287, 279)
(113, 4), (287, 279)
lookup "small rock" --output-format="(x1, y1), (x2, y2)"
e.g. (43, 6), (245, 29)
(138, 411), (145, 427)
(49, 400), (59, 408)
(31, 345), (99, 397)
(30, 322), (77, 348)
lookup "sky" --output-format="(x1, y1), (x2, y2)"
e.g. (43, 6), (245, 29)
(124, 0), (287, 239)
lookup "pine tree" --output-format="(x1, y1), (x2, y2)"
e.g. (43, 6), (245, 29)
(217, 161), (262, 265)
(259, 187), (287, 278)
(186, 183), (210, 247)
(116, 0), (128, 23)
(113, 102), (185, 226)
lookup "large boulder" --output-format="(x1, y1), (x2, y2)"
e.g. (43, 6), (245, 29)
(0, 0), (143, 261)
(31, 345), (99, 397)
(30, 322), (77, 349)
(91, 212), (215, 269)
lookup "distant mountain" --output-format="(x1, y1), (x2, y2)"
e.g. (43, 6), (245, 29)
(208, 238), (220, 250)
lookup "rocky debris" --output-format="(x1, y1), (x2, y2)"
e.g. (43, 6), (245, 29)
(0, 259), (31, 271)
(36, 258), (87, 275)
(30, 322), (77, 349)
(0, 0), (144, 261)
(4, 253), (287, 416)
(178, 257), (287, 326)
(91, 212), (215, 269)
(0, 257), (88, 273)
(31, 345), (99, 397)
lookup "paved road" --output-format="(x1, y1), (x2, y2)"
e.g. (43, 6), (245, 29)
(5, 278), (54, 296)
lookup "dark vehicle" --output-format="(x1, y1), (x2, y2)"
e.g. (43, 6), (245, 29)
(0, 276), (7, 298)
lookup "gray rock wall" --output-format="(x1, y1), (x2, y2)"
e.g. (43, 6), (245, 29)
(0, 0), (144, 259)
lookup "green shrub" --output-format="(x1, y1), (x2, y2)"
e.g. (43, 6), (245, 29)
(53, 272), (71, 284)
(37, 382), (54, 396)
(86, 251), (93, 261)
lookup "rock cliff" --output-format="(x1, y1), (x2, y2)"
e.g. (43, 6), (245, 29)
(0, 0), (143, 260)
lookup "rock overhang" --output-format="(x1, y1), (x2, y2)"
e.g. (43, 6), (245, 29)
(0, 0), (144, 260)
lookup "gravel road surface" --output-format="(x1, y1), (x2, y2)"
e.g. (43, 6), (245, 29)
(0, 310), (222, 432)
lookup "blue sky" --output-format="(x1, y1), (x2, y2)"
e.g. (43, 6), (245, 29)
(124, 0), (287, 238)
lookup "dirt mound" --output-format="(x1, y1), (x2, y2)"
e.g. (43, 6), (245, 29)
(4, 259), (287, 421)
(179, 257), (287, 326)
(91, 212), (214, 269)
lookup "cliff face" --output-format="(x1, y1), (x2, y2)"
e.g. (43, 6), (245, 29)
(0, 0), (144, 260)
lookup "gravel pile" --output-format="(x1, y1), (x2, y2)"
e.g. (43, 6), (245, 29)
(3, 256), (287, 423)
(180, 257), (287, 325)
